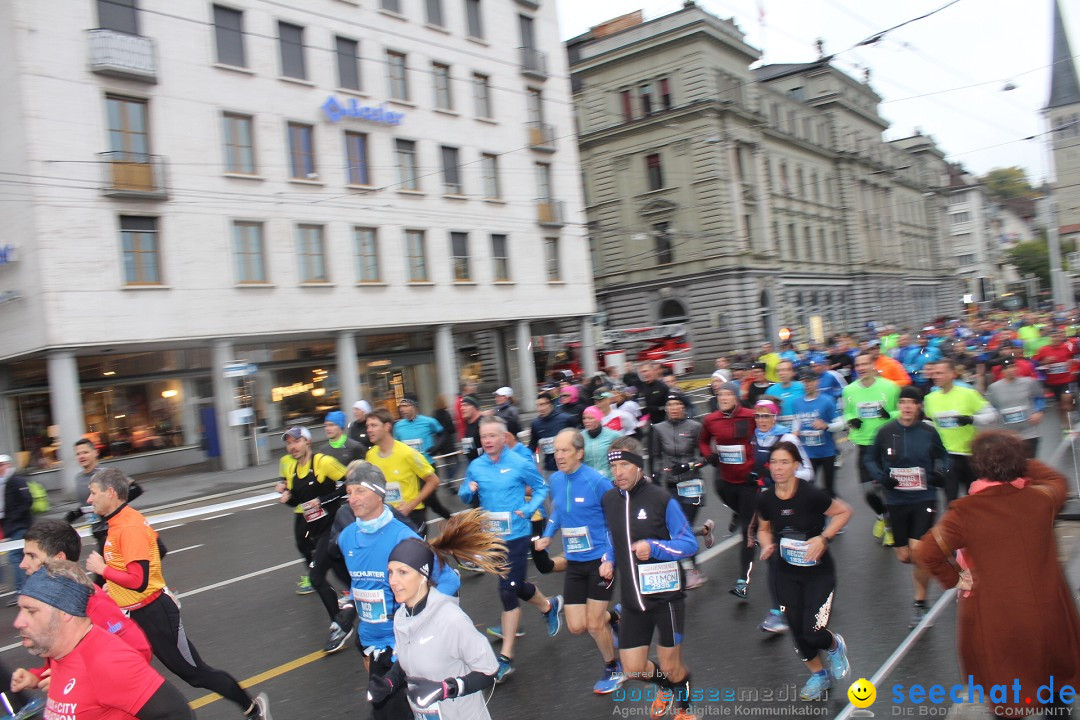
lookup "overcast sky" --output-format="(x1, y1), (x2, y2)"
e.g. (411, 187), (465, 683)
(555, 0), (1070, 185)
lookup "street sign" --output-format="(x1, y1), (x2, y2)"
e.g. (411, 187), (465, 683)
(223, 362), (258, 378)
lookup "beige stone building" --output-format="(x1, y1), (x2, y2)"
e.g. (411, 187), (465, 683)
(567, 4), (960, 363)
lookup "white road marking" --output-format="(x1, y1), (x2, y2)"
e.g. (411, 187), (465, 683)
(155, 524), (186, 531)
(168, 544), (204, 554)
(248, 503), (278, 510)
(176, 559), (304, 599)
(200, 513), (234, 521)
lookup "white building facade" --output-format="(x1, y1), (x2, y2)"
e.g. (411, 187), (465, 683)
(0, 0), (593, 493)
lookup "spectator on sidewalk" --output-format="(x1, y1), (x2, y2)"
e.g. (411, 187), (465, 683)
(0, 454), (33, 600)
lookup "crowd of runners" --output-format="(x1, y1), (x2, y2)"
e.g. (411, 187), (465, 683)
(2, 309), (1079, 718)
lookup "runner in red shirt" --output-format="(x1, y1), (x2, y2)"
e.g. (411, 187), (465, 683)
(11, 560), (191, 720)
(1032, 328), (1077, 422)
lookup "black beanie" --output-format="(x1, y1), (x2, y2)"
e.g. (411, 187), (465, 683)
(899, 386), (924, 404)
(388, 537), (435, 578)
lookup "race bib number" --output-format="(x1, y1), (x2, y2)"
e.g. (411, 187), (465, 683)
(890, 467), (927, 491)
(801, 430), (824, 447)
(411, 707), (440, 720)
(857, 402), (882, 420)
(352, 588), (388, 623)
(300, 498), (327, 523)
(385, 482), (403, 504)
(638, 561), (681, 594)
(461, 437), (474, 454)
(935, 412), (959, 429)
(779, 537), (820, 567)
(1001, 406), (1028, 425)
(539, 436), (556, 456)
(404, 438), (423, 451)
(676, 479), (704, 498)
(1047, 362), (1069, 375)
(562, 526), (593, 554)
(484, 511), (512, 536)
(778, 415), (794, 427)
(716, 445), (745, 464)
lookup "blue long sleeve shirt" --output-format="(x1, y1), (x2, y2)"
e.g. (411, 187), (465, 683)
(791, 394), (841, 459)
(393, 415), (444, 463)
(542, 464), (612, 561)
(459, 449), (548, 541)
(338, 512), (460, 650)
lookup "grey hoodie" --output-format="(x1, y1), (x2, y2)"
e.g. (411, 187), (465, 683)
(393, 588), (498, 719)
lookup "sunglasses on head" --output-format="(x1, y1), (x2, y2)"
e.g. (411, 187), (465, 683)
(754, 414), (774, 418)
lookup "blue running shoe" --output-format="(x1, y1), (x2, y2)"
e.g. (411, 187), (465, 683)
(592, 663), (625, 694)
(800, 670), (831, 701)
(827, 632), (850, 681)
(545, 594), (564, 637)
(759, 609), (788, 634)
(495, 656), (514, 684)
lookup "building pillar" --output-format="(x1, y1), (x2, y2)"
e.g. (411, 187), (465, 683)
(211, 339), (245, 471)
(47, 351), (84, 499)
(515, 320), (537, 412)
(179, 377), (200, 446)
(435, 325), (459, 404)
(580, 316), (598, 378)
(337, 331), (360, 414)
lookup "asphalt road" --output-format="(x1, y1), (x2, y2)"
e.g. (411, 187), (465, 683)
(1, 432), (1078, 720)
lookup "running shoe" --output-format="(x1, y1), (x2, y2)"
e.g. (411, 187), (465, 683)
(611, 604), (621, 650)
(684, 568), (707, 589)
(728, 512), (739, 533)
(759, 609), (788, 634)
(495, 656), (514, 684)
(323, 622), (354, 654)
(871, 517), (886, 539)
(592, 663), (625, 695)
(800, 670), (831, 701)
(650, 688), (673, 719)
(882, 527), (895, 547)
(545, 594), (564, 637)
(296, 576), (315, 595)
(730, 579), (748, 599)
(458, 559), (485, 573)
(700, 519), (716, 549)
(827, 632), (850, 681)
(246, 693), (272, 720)
(909, 603), (930, 630)
(337, 590), (352, 610)
(485, 625), (526, 639)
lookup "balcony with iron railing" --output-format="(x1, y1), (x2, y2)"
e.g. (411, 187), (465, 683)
(99, 151), (169, 199)
(519, 47), (548, 80)
(536, 199), (565, 227)
(515, 0), (540, 8)
(87, 29), (157, 83)
(527, 122), (556, 152)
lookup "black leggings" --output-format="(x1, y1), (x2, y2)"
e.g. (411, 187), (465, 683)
(424, 490), (452, 521)
(717, 480), (758, 580)
(309, 529), (350, 621)
(810, 456), (837, 498)
(774, 571), (836, 662)
(678, 501), (701, 566)
(944, 454), (975, 503)
(130, 594), (252, 712)
(857, 446), (886, 516)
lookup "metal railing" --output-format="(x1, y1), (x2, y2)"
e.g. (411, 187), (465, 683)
(527, 122), (556, 151)
(99, 151), (169, 199)
(87, 29), (157, 83)
(536, 199), (565, 226)
(519, 47), (548, 79)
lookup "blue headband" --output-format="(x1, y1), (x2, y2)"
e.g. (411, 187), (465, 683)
(21, 570), (90, 617)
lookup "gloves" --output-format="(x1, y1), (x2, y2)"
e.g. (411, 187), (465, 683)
(956, 415), (974, 426)
(367, 662), (405, 704)
(930, 472), (946, 488)
(878, 407), (891, 418)
(847, 418), (863, 430)
(64, 509), (84, 523)
(705, 454), (719, 467)
(670, 462), (691, 476)
(407, 678), (458, 709)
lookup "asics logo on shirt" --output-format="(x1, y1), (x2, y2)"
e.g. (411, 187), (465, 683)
(64, 678), (76, 694)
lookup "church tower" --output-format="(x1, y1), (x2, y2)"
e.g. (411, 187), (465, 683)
(1047, 0), (1080, 242)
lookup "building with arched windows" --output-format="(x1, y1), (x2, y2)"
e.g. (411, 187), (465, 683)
(567, 4), (960, 365)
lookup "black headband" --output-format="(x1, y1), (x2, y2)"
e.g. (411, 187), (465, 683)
(608, 450), (644, 469)
(388, 537), (435, 579)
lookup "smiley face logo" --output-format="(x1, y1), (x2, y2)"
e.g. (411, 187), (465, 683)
(848, 678), (876, 708)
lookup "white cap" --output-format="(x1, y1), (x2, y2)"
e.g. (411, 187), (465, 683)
(353, 400), (372, 413)
(494, 386), (514, 397)
(0, 455), (11, 465)
(711, 370), (728, 379)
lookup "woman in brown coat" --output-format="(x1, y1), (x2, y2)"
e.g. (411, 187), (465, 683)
(915, 431), (1080, 716)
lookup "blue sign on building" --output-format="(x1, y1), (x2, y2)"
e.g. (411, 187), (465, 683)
(321, 97), (405, 126)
